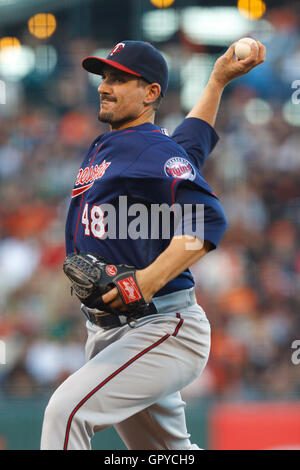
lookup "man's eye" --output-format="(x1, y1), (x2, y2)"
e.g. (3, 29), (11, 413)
(100, 75), (127, 83)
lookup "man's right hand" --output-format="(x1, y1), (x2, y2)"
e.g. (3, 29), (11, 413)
(210, 41), (266, 90)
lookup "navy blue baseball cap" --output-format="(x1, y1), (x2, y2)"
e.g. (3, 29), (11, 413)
(82, 40), (169, 97)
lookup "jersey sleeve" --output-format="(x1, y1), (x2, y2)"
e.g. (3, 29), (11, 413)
(174, 183), (228, 250)
(172, 117), (219, 170)
(124, 139), (216, 205)
(124, 139), (228, 249)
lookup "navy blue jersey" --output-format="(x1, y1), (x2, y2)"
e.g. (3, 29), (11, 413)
(65, 118), (228, 296)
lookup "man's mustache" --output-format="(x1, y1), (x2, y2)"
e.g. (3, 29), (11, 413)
(100, 96), (117, 103)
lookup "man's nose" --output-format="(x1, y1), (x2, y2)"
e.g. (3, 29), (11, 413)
(98, 78), (111, 94)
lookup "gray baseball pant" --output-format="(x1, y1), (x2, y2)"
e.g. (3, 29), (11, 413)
(40, 288), (211, 450)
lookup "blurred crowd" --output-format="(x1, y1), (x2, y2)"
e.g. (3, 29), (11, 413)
(186, 97), (300, 400)
(0, 5), (300, 402)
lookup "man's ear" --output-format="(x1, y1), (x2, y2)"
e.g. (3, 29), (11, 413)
(144, 83), (161, 106)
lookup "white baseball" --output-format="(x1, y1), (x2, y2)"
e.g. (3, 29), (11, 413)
(235, 37), (258, 60)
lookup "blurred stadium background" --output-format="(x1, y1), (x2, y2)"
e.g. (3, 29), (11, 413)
(0, 0), (299, 450)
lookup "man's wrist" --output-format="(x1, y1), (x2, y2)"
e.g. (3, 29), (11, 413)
(208, 74), (227, 92)
(140, 265), (166, 296)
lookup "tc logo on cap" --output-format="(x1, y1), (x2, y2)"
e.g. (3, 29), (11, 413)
(110, 42), (126, 56)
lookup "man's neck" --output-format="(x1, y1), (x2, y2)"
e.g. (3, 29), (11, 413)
(109, 112), (155, 132)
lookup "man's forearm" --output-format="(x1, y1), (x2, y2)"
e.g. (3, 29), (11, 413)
(102, 236), (210, 309)
(185, 77), (224, 127)
(142, 236), (211, 296)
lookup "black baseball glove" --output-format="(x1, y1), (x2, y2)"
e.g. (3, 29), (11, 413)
(63, 251), (149, 316)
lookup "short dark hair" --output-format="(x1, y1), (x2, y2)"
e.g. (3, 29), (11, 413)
(137, 78), (163, 112)
(152, 94), (162, 111)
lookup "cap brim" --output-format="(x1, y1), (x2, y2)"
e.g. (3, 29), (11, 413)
(82, 57), (142, 77)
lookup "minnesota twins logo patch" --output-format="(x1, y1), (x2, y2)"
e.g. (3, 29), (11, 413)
(164, 157), (196, 181)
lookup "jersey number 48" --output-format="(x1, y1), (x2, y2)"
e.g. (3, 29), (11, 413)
(81, 203), (106, 239)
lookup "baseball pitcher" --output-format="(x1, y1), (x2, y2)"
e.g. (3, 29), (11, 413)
(41, 40), (265, 450)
